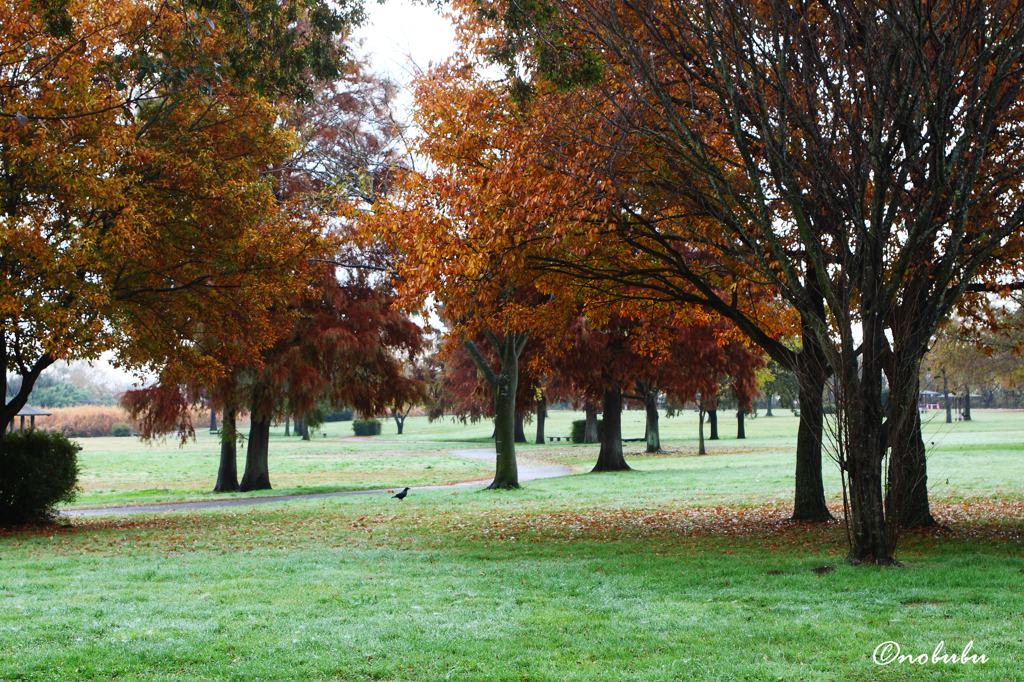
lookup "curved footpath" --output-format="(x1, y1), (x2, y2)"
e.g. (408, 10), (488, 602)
(62, 448), (572, 519)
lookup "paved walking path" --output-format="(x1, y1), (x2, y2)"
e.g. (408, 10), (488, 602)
(62, 448), (572, 518)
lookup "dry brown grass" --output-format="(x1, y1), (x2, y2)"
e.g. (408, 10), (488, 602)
(30, 406), (137, 437)
(25, 407), (225, 438)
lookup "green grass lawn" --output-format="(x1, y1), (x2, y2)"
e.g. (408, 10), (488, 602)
(66, 408), (1024, 509)
(2, 410), (1023, 680)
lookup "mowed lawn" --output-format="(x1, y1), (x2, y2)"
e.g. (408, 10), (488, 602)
(2, 410), (1023, 680)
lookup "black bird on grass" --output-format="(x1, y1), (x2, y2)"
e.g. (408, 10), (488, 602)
(392, 487), (409, 500)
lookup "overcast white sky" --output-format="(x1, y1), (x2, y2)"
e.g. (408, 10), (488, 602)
(354, 0), (458, 97)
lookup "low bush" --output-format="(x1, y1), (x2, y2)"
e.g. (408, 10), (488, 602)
(570, 419), (603, 444)
(352, 419), (382, 436)
(111, 424), (132, 437)
(0, 430), (80, 524)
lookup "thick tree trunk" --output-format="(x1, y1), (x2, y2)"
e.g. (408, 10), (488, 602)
(842, 317), (898, 564)
(295, 415), (306, 438)
(464, 330), (527, 490)
(514, 412), (527, 443)
(301, 413), (311, 441)
(209, 410), (217, 433)
(792, 367), (833, 522)
(885, 363), (937, 529)
(698, 407), (706, 455)
(708, 408), (718, 440)
(845, 435), (891, 563)
(284, 414), (290, 437)
(592, 385), (630, 472)
(644, 389), (661, 454)
(765, 395), (773, 417)
(736, 410), (746, 439)
(213, 407), (237, 492)
(584, 402), (599, 443)
(888, 403), (937, 528)
(963, 386), (971, 421)
(535, 395), (546, 444)
(238, 414), (272, 492)
(488, 346), (520, 489)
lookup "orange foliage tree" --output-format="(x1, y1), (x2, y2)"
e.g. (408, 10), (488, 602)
(481, 0), (1024, 560)
(363, 11), (772, 489)
(0, 0), (355, 447)
(364, 52), (582, 488)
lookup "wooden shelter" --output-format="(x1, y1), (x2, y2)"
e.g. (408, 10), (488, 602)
(7, 405), (51, 432)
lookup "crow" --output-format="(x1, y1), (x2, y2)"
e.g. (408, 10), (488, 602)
(392, 487), (409, 500)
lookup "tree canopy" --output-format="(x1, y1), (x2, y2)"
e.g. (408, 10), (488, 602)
(1, 0), (361, 433)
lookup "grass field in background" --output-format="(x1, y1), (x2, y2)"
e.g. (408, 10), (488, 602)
(2, 410), (1022, 680)
(64, 408), (1024, 509)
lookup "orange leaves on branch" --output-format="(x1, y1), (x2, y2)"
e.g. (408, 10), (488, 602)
(1, 0), (333, 427)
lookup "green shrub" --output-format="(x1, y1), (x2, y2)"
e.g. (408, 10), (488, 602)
(111, 423), (132, 437)
(570, 419), (603, 444)
(352, 419), (382, 436)
(0, 430), (81, 525)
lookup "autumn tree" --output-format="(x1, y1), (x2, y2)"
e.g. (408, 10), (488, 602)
(1, 0), (360, 457)
(390, 356), (433, 435)
(363, 48), (586, 489)
(546, 304), (764, 468)
(124, 268), (424, 491)
(926, 322), (1006, 421)
(482, 0), (1024, 561)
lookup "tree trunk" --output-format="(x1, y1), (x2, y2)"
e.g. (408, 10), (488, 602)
(736, 410), (746, 439)
(644, 388), (661, 453)
(514, 412), (527, 443)
(592, 384), (630, 471)
(792, 365), (833, 522)
(765, 395), (773, 417)
(584, 402), (599, 443)
(698, 407), (706, 455)
(845, 433), (891, 563)
(464, 330), (528, 490)
(0, 339), (55, 447)
(963, 386), (971, 421)
(841, 315), (898, 564)
(295, 415), (305, 438)
(884, 361), (937, 529)
(888, 401), (937, 528)
(535, 395), (547, 444)
(238, 412), (272, 492)
(301, 413), (311, 441)
(209, 410), (217, 433)
(213, 407), (237, 492)
(284, 414), (290, 437)
(392, 407), (406, 434)
(708, 408), (718, 440)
